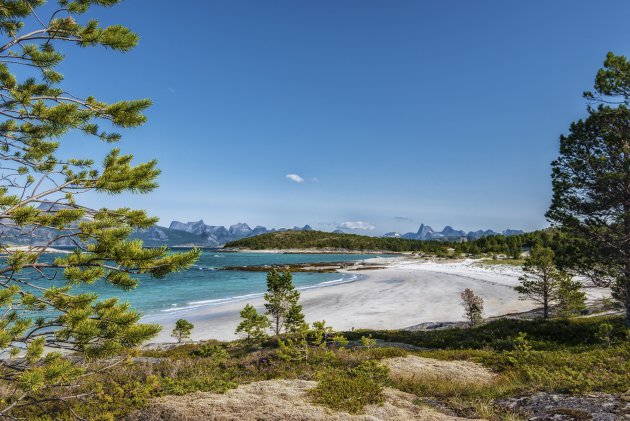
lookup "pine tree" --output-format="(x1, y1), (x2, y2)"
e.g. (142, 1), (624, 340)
(515, 246), (562, 319)
(264, 269), (304, 337)
(172, 319), (195, 343)
(555, 275), (586, 318)
(235, 303), (271, 342)
(460, 288), (484, 326)
(0, 2), (199, 416)
(547, 52), (630, 326)
(285, 300), (307, 333)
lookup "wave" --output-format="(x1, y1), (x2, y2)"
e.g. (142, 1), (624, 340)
(155, 273), (365, 316)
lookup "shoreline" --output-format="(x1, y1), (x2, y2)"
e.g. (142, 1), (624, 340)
(143, 257), (611, 343)
(221, 248), (405, 255)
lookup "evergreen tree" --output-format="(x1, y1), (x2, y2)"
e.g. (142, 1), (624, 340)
(0, 2), (199, 415)
(547, 52), (630, 326)
(555, 275), (586, 318)
(172, 319), (194, 343)
(285, 300), (306, 333)
(264, 269), (304, 337)
(515, 246), (562, 319)
(460, 288), (484, 326)
(235, 303), (271, 342)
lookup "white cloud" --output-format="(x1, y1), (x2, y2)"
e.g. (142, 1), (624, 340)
(338, 221), (375, 230)
(285, 174), (305, 183)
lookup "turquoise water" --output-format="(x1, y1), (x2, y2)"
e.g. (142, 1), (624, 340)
(20, 251), (391, 317)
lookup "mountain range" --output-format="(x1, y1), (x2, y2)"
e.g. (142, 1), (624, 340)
(132, 221), (314, 247)
(1, 205), (523, 247)
(383, 224), (524, 241)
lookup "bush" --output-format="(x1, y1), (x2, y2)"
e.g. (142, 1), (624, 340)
(308, 361), (387, 413)
(190, 343), (228, 361)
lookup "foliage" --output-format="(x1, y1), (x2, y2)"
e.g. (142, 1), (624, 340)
(344, 315), (629, 351)
(515, 246), (564, 319)
(547, 51), (630, 326)
(5, 315), (629, 419)
(360, 334), (377, 348)
(190, 343), (228, 361)
(310, 320), (335, 348)
(555, 276), (586, 318)
(332, 334), (349, 347)
(264, 269), (305, 337)
(308, 361), (387, 414)
(225, 227), (584, 262)
(235, 303), (271, 342)
(596, 323), (614, 347)
(171, 319), (194, 343)
(0, 1), (199, 416)
(460, 288), (484, 326)
(276, 334), (309, 363)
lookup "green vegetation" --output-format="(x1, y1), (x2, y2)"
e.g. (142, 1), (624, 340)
(264, 269), (306, 337)
(225, 227), (572, 256)
(308, 361), (387, 414)
(235, 304), (271, 342)
(547, 51), (630, 326)
(556, 276), (587, 318)
(172, 319), (195, 343)
(8, 315), (626, 419)
(460, 288), (484, 326)
(515, 246), (572, 319)
(0, 2), (199, 417)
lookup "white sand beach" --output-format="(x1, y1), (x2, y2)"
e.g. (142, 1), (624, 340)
(144, 257), (610, 343)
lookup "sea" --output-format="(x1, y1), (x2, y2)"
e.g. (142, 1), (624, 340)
(25, 250), (393, 318)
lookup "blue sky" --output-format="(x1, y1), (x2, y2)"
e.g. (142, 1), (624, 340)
(47, 0), (630, 234)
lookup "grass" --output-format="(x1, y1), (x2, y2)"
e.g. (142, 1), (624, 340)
(10, 315), (630, 420)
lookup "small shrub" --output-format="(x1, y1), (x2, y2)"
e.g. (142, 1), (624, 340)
(159, 378), (236, 396)
(597, 323), (614, 347)
(332, 335), (349, 348)
(360, 335), (377, 348)
(190, 343), (228, 361)
(309, 361), (386, 414)
(276, 330), (311, 363)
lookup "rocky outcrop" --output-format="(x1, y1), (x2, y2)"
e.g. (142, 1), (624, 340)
(497, 392), (630, 420)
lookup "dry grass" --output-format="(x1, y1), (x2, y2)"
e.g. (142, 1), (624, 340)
(382, 355), (496, 385)
(128, 379), (478, 421)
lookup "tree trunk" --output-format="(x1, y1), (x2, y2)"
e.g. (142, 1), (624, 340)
(623, 275), (630, 328)
(543, 280), (549, 319)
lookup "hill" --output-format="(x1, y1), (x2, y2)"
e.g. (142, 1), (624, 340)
(225, 229), (567, 256)
(223, 229), (447, 252)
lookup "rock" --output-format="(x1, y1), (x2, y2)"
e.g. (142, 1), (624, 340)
(382, 355), (496, 385)
(496, 392), (630, 420)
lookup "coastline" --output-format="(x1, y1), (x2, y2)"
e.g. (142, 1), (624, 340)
(2, 245), (71, 254)
(227, 248), (404, 254)
(143, 257), (611, 343)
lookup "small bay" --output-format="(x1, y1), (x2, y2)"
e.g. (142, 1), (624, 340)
(25, 251), (393, 317)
